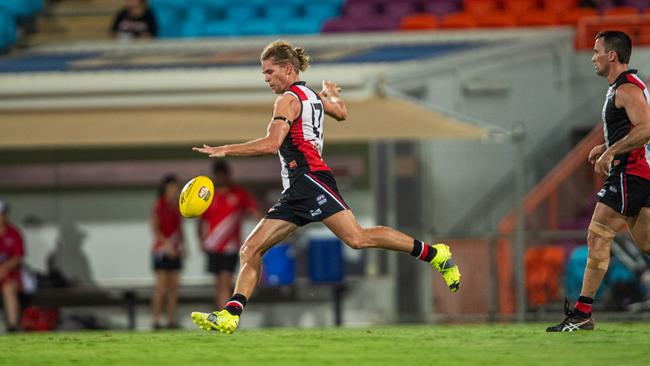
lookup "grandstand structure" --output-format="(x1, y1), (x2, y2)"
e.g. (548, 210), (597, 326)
(2, 0), (650, 329)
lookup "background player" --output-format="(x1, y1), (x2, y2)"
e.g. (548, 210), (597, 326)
(0, 200), (24, 332)
(150, 174), (184, 329)
(198, 160), (260, 308)
(190, 40), (460, 334)
(547, 31), (650, 332)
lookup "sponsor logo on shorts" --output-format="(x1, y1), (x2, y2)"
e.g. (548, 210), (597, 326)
(316, 194), (327, 205)
(309, 208), (322, 217)
(597, 189), (606, 197)
(609, 186), (618, 193)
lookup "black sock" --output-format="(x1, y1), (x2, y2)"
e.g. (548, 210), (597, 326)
(410, 239), (437, 262)
(224, 293), (247, 316)
(574, 296), (593, 318)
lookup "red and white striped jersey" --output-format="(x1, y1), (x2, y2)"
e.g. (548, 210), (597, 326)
(200, 186), (257, 254)
(601, 69), (650, 179)
(279, 81), (331, 190)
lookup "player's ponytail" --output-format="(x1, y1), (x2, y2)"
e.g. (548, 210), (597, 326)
(261, 40), (310, 73)
(293, 46), (310, 72)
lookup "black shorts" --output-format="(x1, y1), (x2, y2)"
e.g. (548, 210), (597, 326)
(207, 253), (239, 274)
(265, 170), (349, 226)
(152, 253), (182, 271)
(597, 172), (650, 217)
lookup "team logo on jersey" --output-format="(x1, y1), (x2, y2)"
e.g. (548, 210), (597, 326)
(316, 194), (327, 206)
(289, 160), (298, 169)
(309, 208), (322, 217)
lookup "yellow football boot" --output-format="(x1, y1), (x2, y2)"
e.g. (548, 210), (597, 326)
(430, 243), (461, 292)
(191, 309), (239, 334)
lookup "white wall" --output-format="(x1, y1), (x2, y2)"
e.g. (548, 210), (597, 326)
(3, 188), (375, 286)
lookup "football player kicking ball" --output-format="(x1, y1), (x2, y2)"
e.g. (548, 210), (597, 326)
(191, 40), (460, 334)
(547, 31), (650, 332)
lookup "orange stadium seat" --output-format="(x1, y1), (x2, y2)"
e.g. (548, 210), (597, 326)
(440, 12), (478, 29)
(558, 7), (598, 26)
(476, 12), (518, 28)
(542, 0), (579, 14)
(517, 10), (559, 27)
(400, 14), (439, 31)
(463, 0), (499, 15)
(602, 6), (641, 16)
(503, 0), (539, 15)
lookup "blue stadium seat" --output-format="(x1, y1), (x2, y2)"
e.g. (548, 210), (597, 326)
(263, 3), (299, 19)
(223, 3), (260, 21)
(303, 3), (341, 22)
(0, 0), (42, 21)
(150, 1), (186, 38)
(201, 20), (241, 37)
(0, 9), (16, 52)
(239, 19), (279, 36)
(278, 18), (323, 34)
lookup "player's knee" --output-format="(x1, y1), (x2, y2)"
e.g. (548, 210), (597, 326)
(587, 220), (616, 246)
(239, 242), (261, 264)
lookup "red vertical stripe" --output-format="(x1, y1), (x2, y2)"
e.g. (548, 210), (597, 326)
(289, 85), (330, 172)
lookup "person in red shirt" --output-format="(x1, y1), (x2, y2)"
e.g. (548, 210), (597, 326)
(151, 174), (184, 329)
(0, 200), (24, 332)
(198, 160), (260, 308)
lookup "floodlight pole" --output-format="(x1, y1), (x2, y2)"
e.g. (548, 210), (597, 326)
(513, 122), (527, 323)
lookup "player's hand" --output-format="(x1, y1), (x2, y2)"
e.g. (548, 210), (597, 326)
(321, 80), (341, 98)
(588, 144), (606, 165)
(192, 144), (227, 157)
(594, 151), (619, 178)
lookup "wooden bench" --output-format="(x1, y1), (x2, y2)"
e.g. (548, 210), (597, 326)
(29, 279), (349, 330)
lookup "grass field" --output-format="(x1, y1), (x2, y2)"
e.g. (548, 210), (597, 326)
(3, 323), (650, 366)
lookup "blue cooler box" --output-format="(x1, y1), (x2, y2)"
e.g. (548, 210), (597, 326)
(308, 238), (344, 283)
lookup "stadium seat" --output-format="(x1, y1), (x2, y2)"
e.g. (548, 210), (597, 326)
(264, 3), (300, 19)
(224, 3), (260, 21)
(424, 0), (461, 17)
(355, 15), (400, 31)
(278, 18), (323, 34)
(383, 1), (418, 20)
(463, 0), (499, 15)
(602, 6), (641, 16)
(201, 20), (241, 37)
(239, 20), (280, 36)
(0, 9), (16, 52)
(542, 0), (579, 13)
(440, 12), (478, 28)
(502, 0), (539, 15)
(517, 10), (559, 27)
(476, 12), (517, 28)
(557, 7), (598, 25)
(150, 1), (187, 38)
(623, 0), (650, 11)
(399, 13), (439, 31)
(321, 16), (359, 32)
(0, 0), (42, 21)
(343, 2), (380, 18)
(303, 3), (341, 22)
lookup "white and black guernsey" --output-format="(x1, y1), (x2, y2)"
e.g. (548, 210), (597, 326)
(602, 69), (650, 179)
(279, 81), (331, 190)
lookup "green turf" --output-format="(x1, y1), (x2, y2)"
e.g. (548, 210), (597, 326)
(2, 323), (649, 366)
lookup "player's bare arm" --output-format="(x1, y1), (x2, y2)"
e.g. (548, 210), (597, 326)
(595, 84), (650, 177)
(193, 94), (299, 157)
(318, 80), (347, 121)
